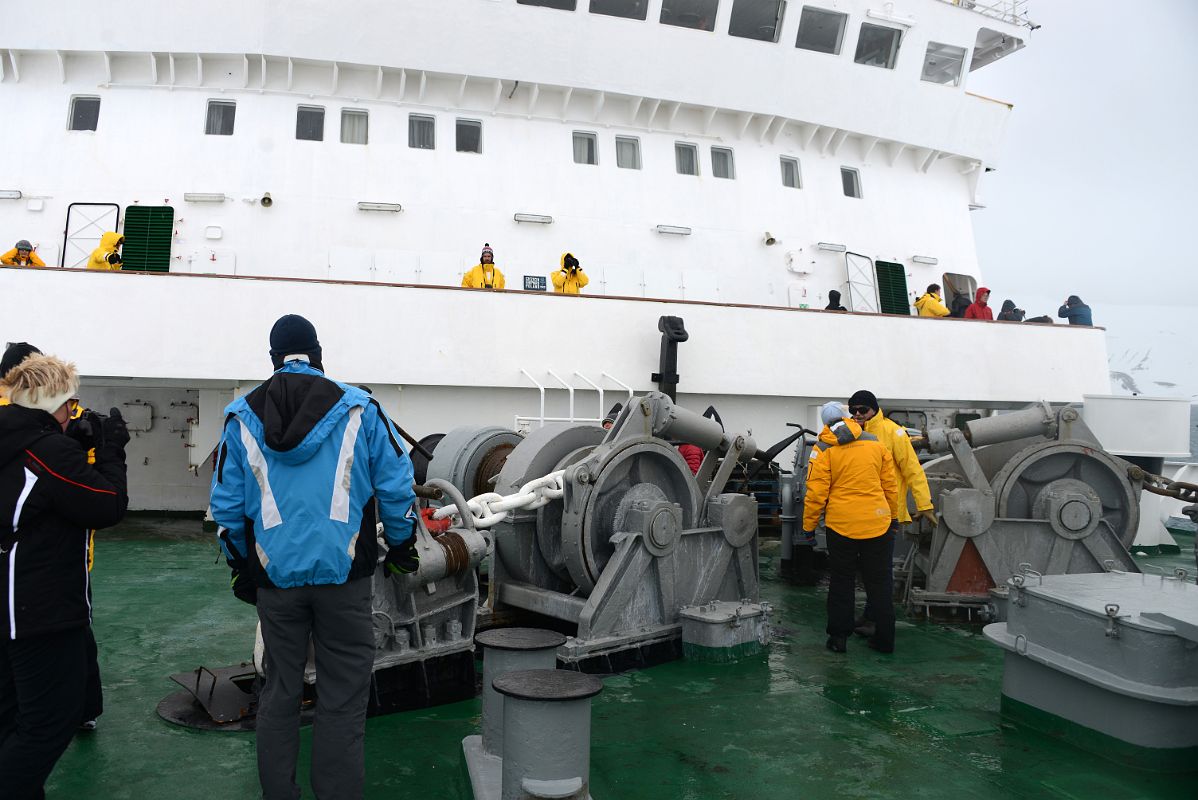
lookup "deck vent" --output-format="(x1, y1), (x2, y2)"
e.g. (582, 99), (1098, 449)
(357, 202), (403, 213)
(0, 190), (21, 200)
(514, 213), (554, 224)
(183, 193), (226, 203)
(655, 225), (692, 236)
(817, 242), (847, 252)
(912, 255), (938, 265)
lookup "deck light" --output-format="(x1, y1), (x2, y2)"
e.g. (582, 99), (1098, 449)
(655, 225), (692, 236)
(912, 255), (938, 265)
(357, 202), (403, 212)
(183, 193), (227, 203)
(816, 242), (847, 252)
(0, 190), (22, 200)
(513, 213), (554, 224)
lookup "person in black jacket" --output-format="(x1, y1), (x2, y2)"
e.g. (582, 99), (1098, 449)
(0, 354), (129, 800)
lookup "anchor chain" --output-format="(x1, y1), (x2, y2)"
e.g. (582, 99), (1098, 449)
(1130, 467), (1198, 504)
(430, 470), (566, 530)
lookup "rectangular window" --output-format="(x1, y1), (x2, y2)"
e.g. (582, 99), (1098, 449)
(854, 23), (902, 69)
(590, 0), (648, 20)
(296, 105), (325, 141)
(340, 109), (368, 144)
(711, 147), (735, 179)
(69, 96), (101, 131)
(409, 114), (435, 149)
(456, 119), (482, 153)
(922, 41), (967, 86)
(841, 167), (862, 198)
(572, 132), (598, 165)
(795, 6), (847, 54)
(729, 0), (785, 42)
(675, 142), (699, 175)
(660, 0), (718, 32)
(780, 157), (801, 188)
(517, 0), (576, 8)
(121, 206), (174, 273)
(615, 136), (642, 169)
(205, 100), (236, 136)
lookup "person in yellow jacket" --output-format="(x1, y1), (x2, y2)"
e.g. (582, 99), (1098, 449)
(461, 242), (504, 290)
(803, 401), (898, 654)
(551, 252), (589, 295)
(1, 239), (46, 267)
(87, 231), (124, 271)
(914, 283), (949, 317)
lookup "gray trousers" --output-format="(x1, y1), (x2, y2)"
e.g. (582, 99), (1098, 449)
(256, 578), (374, 800)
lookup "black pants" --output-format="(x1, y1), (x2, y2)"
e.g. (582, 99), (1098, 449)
(861, 530), (897, 623)
(0, 626), (89, 800)
(826, 528), (895, 650)
(82, 626), (103, 724)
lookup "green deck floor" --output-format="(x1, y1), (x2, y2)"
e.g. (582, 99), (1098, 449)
(46, 521), (1196, 799)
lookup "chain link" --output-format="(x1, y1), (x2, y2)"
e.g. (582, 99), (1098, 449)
(1137, 469), (1198, 504)
(431, 470), (566, 530)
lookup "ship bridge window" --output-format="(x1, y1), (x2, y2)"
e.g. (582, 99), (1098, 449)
(296, 105), (325, 141)
(121, 206), (174, 273)
(780, 157), (801, 188)
(854, 23), (902, 69)
(341, 109), (368, 145)
(711, 147), (735, 179)
(660, 0), (719, 32)
(68, 96), (101, 131)
(841, 167), (862, 198)
(409, 115), (435, 149)
(729, 0), (785, 43)
(457, 119), (482, 153)
(205, 100), (236, 136)
(572, 132), (598, 165)
(922, 42), (967, 86)
(795, 7), (847, 55)
(517, 0), (577, 8)
(616, 136), (642, 169)
(590, 0), (648, 20)
(675, 142), (699, 175)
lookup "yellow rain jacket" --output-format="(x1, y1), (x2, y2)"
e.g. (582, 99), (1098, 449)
(461, 263), (505, 290)
(87, 231), (124, 270)
(914, 291), (949, 317)
(863, 410), (932, 524)
(551, 253), (589, 295)
(0, 248), (46, 267)
(803, 418), (897, 539)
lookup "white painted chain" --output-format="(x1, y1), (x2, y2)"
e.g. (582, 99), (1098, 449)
(431, 469), (566, 530)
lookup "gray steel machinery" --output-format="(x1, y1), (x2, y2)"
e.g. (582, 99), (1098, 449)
(430, 392), (761, 670)
(906, 402), (1143, 619)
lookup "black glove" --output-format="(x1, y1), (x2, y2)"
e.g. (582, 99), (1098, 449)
(230, 568), (257, 605)
(65, 410), (104, 453)
(101, 408), (130, 450)
(384, 537), (420, 576)
(107, 252), (122, 265)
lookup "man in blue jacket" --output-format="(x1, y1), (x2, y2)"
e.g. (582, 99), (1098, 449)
(210, 314), (418, 800)
(1057, 295), (1093, 326)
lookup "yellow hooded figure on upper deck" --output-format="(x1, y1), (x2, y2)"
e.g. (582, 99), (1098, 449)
(551, 252), (588, 295)
(87, 231), (124, 271)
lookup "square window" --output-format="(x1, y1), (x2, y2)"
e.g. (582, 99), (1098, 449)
(675, 142), (699, 175)
(457, 119), (482, 153)
(780, 157), (801, 188)
(841, 167), (862, 198)
(296, 105), (325, 141)
(729, 0), (785, 43)
(796, 6), (847, 55)
(615, 136), (642, 169)
(341, 109), (368, 144)
(590, 0), (648, 21)
(69, 96), (101, 131)
(572, 132), (598, 165)
(660, 0), (719, 32)
(517, 0), (577, 7)
(711, 147), (735, 179)
(205, 100), (236, 136)
(409, 114), (435, 149)
(922, 41), (967, 86)
(854, 23), (902, 69)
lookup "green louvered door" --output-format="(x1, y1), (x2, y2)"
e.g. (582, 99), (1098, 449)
(121, 206), (174, 272)
(874, 260), (910, 315)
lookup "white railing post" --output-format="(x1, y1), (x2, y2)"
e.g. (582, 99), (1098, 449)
(574, 372), (603, 426)
(546, 370), (574, 423)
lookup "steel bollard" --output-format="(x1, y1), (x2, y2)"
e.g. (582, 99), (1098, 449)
(476, 628), (566, 757)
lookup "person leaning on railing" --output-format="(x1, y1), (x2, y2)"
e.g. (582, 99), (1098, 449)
(461, 242), (505, 290)
(0, 240), (46, 267)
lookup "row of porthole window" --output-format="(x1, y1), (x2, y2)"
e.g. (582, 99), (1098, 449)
(519, 1), (970, 86)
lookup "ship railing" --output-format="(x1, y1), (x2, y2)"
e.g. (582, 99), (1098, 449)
(936, 0), (1036, 29)
(516, 369), (634, 432)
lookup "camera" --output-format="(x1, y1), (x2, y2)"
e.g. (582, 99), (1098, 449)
(66, 408), (108, 452)
(107, 252), (123, 266)
(563, 254), (579, 272)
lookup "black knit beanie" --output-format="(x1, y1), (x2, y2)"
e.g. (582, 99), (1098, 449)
(848, 389), (879, 412)
(1, 342), (42, 379)
(269, 315), (323, 371)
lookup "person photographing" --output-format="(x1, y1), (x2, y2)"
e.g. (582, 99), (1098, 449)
(552, 252), (589, 295)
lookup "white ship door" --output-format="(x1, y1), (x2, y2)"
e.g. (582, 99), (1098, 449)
(845, 252), (879, 313)
(62, 203), (120, 268)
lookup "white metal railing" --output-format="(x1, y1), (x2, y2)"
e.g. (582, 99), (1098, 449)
(937, 0), (1036, 29)
(515, 370), (635, 431)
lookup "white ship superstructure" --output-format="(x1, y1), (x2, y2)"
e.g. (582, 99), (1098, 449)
(0, 0), (1114, 512)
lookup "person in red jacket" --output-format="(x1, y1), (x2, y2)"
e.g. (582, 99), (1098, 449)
(964, 287), (993, 320)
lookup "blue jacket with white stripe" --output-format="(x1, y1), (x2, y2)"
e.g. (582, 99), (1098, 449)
(210, 361), (416, 589)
